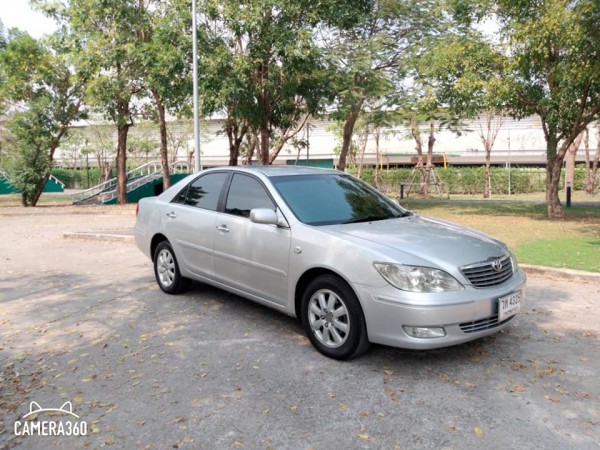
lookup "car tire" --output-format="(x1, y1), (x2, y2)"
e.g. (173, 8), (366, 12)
(301, 274), (370, 360)
(153, 241), (191, 294)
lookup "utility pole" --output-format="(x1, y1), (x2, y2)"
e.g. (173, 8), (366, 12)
(192, 0), (202, 173)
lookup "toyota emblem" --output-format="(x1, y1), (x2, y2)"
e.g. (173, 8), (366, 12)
(491, 259), (503, 272)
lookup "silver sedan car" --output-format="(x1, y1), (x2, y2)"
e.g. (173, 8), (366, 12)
(135, 166), (526, 360)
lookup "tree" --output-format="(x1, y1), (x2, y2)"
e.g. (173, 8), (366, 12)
(199, 0), (368, 166)
(141, 0), (192, 189)
(419, 32), (509, 197)
(452, 0), (600, 218)
(0, 30), (87, 206)
(325, 0), (443, 171)
(50, 0), (149, 204)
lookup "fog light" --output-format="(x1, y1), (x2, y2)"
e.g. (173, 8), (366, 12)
(403, 326), (446, 339)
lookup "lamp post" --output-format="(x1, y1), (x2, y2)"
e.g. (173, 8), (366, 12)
(192, 0), (202, 173)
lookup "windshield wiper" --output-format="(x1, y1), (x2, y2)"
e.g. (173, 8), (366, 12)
(342, 215), (389, 224)
(342, 211), (413, 224)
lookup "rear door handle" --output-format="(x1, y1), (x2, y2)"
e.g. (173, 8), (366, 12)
(216, 225), (230, 233)
(166, 211), (176, 219)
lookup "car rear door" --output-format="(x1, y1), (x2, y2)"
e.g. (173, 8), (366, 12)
(213, 173), (291, 307)
(164, 171), (229, 280)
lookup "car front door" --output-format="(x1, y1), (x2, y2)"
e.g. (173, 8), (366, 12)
(213, 173), (291, 307)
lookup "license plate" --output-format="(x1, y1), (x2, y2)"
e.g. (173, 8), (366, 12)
(498, 291), (522, 322)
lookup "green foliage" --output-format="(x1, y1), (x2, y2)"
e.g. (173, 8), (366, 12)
(51, 167), (102, 189)
(0, 30), (87, 205)
(353, 166), (599, 196)
(4, 106), (53, 205)
(198, 0), (360, 162)
(418, 31), (509, 119)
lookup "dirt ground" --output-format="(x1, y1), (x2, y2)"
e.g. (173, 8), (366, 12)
(0, 205), (599, 449)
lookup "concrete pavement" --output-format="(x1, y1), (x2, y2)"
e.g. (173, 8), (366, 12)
(1, 205), (598, 449)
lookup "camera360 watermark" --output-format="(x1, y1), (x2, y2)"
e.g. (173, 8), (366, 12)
(14, 401), (88, 437)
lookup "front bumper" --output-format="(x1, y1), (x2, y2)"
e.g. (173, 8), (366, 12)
(354, 269), (527, 349)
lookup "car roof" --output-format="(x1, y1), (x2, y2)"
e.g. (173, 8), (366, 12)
(204, 165), (341, 177)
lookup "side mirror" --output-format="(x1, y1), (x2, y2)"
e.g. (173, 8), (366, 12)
(250, 208), (278, 225)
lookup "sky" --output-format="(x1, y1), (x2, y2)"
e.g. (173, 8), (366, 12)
(1, 0), (58, 38)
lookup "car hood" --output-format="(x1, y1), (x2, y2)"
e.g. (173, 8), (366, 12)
(327, 214), (508, 268)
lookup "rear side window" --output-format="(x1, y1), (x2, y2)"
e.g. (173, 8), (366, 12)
(174, 172), (228, 210)
(225, 174), (274, 218)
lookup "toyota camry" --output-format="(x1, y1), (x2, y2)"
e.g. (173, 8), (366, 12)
(134, 166), (526, 360)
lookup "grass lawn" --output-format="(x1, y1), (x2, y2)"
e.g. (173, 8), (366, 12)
(400, 194), (600, 273)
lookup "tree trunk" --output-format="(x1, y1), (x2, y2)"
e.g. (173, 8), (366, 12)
(423, 121), (435, 197)
(409, 117), (425, 194)
(257, 47), (271, 165)
(373, 127), (381, 189)
(545, 135), (564, 219)
(30, 172), (50, 207)
(477, 110), (504, 199)
(116, 124), (129, 204)
(225, 117), (248, 167)
(268, 113), (309, 164)
(585, 127), (599, 194)
(152, 91), (171, 190)
(564, 131), (584, 194)
(245, 130), (258, 165)
(484, 141), (492, 198)
(357, 125), (369, 180)
(337, 98), (365, 172)
(228, 145), (239, 166)
(29, 100), (80, 206)
(259, 123), (270, 165)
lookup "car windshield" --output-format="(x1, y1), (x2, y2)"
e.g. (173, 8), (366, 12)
(270, 173), (410, 226)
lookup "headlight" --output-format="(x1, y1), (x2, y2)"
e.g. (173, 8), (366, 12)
(374, 263), (463, 293)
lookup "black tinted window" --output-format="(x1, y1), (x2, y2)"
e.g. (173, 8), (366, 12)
(225, 174), (274, 218)
(181, 172), (228, 210)
(271, 174), (405, 225)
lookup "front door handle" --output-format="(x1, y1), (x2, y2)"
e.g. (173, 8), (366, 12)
(216, 225), (230, 233)
(166, 211), (177, 219)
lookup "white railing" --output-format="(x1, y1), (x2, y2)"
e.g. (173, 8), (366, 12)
(72, 161), (191, 204)
(0, 168), (65, 189)
(48, 174), (66, 189)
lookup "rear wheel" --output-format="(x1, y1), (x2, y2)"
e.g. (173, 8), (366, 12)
(153, 241), (191, 294)
(301, 275), (370, 360)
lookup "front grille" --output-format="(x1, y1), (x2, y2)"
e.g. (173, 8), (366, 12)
(459, 314), (515, 333)
(461, 254), (513, 288)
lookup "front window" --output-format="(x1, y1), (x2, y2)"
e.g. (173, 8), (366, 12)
(270, 174), (408, 225)
(225, 174), (275, 218)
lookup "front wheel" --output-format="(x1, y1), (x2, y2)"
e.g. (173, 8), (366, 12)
(153, 241), (191, 294)
(301, 275), (370, 360)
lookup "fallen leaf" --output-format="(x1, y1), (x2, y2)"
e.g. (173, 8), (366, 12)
(474, 427), (484, 437)
(357, 434), (370, 440)
(385, 387), (397, 401)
